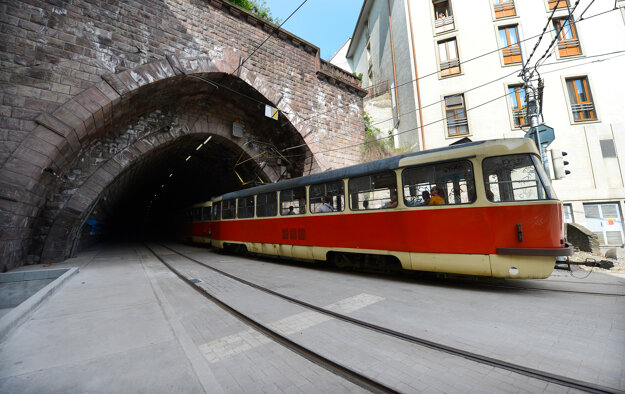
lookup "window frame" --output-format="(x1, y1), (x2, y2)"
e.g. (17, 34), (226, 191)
(309, 180), (345, 214)
(564, 76), (597, 122)
(482, 154), (554, 203)
(401, 159), (477, 207)
(279, 187), (307, 216)
(552, 16), (582, 57)
(256, 191), (278, 218)
(507, 84), (527, 129)
(237, 196), (255, 219)
(432, 0), (455, 34)
(221, 199), (236, 220)
(437, 38), (461, 77)
(348, 170), (398, 211)
(498, 24), (522, 65)
(493, 0), (516, 19)
(444, 93), (469, 137)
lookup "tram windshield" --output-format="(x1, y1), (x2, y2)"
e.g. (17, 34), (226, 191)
(483, 154), (554, 202)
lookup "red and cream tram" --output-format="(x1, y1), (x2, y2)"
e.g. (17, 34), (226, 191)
(186, 138), (573, 279)
(176, 201), (212, 244)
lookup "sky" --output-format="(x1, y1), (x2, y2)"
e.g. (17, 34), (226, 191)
(263, 0), (363, 60)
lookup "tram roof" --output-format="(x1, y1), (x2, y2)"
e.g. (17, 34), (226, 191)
(215, 138), (533, 201)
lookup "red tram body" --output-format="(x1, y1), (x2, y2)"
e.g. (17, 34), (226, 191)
(180, 139), (573, 278)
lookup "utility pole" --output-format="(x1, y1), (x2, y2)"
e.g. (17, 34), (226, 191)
(522, 68), (548, 170)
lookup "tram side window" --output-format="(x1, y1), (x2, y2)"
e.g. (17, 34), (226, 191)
(222, 199), (236, 219)
(212, 203), (221, 220)
(193, 208), (202, 221)
(483, 154), (550, 202)
(309, 180), (344, 213)
(202, 206), (211, 221)
(256, 191), (278, 217)
(280, 187), (306, 215)
(349, 171), (397, 210)
(402, 160), (476, 206)
(237, 196), (255, 219)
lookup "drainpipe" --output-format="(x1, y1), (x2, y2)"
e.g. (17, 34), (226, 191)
(406, 0), (426, 150)
(387, 0), (401, 133)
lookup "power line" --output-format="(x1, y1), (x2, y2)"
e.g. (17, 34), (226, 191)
(231, 0), (309, 77)
(278, 49), (625, 161)
(300, 6), (618, 126)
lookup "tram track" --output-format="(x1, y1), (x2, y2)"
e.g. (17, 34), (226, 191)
(148, 243), (620, 394)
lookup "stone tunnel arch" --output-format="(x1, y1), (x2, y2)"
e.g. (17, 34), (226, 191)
(33, 53), (322, 263)
(0, 0), (367, 270)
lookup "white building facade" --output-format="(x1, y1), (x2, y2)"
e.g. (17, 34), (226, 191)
(335, 0), (625, 248)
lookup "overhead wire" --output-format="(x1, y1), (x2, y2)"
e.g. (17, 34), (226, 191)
(277, 48), (625, 161)
(299, 5), (617, 126)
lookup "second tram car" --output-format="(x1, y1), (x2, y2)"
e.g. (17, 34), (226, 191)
(176, 201), (212, 244)
(186, 139), (573, 279)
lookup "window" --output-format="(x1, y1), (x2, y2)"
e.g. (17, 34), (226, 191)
(402, 160), (476, 206)
(349, 171), (398, 210)
(508, 85), (527, 128)
(494, 0), (516, 18)
(212, 202), (221, 220)
(280, 187), (306, 215)
(498, 25), (522, 64)
(566, 77), (596, 121)
(583, 203), (625, 246)
(256, 192), (277, 217)
(237, 196), (254, 219)
(483, 154), (552, 202)
(445, 94), (468, 136)
(202, 206), (211, 220)
(222, 199), (236, 219)
(563, 204), (574, 223)
(433, 0), (454, 33)
(366, 42), (373, 82)
(600, 139), (617, 158)
(438, 39), (460, 76)
(309, 180), (344, 213)
(553, 17), (581, 57)
(548, 0), (569, 9)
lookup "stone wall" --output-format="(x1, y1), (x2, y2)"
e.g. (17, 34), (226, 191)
(0, 0), (366, 269)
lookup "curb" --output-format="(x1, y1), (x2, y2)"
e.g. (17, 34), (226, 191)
(0, 267), (79, 341)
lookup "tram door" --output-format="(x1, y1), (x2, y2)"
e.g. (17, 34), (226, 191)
(583, 203), (624, 246)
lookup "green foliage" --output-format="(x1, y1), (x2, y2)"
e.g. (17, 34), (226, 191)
(226, 0), (280, 24)
(361, 111), (397, 162)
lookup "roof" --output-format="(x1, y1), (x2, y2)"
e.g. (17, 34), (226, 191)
(215, 139), (496, 201)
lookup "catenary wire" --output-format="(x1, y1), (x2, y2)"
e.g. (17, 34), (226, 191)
(277, 49), (625, 160)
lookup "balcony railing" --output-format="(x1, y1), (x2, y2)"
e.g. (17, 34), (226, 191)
(440, 58), (460, 70)
(366, 80), (389, 99)
(494, 1), (516, 17)
(571, 102), (595, 120)
(434, 15), (454, 32)
(512, 109), (527, 127)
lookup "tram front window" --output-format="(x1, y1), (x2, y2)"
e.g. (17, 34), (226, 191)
(483, 154), (552, 202)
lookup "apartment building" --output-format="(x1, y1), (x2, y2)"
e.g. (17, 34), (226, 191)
(333, 0), (625, 248)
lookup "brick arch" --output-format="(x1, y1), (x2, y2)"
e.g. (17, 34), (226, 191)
(30, 52), (310, 263)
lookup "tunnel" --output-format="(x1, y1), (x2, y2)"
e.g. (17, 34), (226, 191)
(36, 72), (314, 262)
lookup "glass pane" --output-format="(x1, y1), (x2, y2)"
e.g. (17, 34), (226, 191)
(499, 29), (508, 46)
(348, 171), (397, 210)
(438, 42), (448, 62)
(212, 203), (221, 220)
(482, 154), (550, 202)
(508, 87), (519, 108)
(237, 196), (254, 219)
(256, 192), (277, 217)
(509, 27), (518, 45)
(576, 79), (587, 102)
(310, 181), (344, 213)
(280, 187), (306, 215)
(448, 40), (457, 59)
(402, 160), (476, 206)
(222, 199), (236, 219)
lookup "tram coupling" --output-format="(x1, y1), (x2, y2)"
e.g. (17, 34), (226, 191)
(554, 256), (615, 271)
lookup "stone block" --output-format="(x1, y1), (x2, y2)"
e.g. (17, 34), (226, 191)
(566, 223), (600, 254)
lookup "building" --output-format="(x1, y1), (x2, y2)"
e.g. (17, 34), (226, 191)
(333, 0), (625, 249)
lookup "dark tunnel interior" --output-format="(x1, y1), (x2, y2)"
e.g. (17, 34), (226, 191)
(74, 74), (311, 252)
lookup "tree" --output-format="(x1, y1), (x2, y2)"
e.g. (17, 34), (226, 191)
(226, 0), (280, 24)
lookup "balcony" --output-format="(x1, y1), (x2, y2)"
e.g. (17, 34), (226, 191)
(571, 102), (595, 121)
(494, 1), (516, 18)
(502, 45), (522, 64)
(557, 38), (581, 57)
(434, 15), (454, 33)
(440, 58), (460, 76)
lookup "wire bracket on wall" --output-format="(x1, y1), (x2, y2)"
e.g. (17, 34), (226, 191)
(233, 140), (292, 185)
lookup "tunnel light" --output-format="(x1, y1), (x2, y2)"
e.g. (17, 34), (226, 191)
(161, 184), (164, 188)
(186, 155), (192, 161)
(203, 136), (212, 145)
(196, 144), (203, 151)
(169, 173), (173, 178)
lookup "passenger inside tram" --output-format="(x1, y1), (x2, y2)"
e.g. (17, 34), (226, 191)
(428, 186), (445, 205)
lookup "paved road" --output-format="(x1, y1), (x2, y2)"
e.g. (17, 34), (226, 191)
(1, 243), (623, 393)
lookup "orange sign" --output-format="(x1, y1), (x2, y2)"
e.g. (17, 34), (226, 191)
(607, 219), (614, 225)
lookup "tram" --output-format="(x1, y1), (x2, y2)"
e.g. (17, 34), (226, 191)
(181, 138), (573, 279)
(176, 201), (212, 244)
